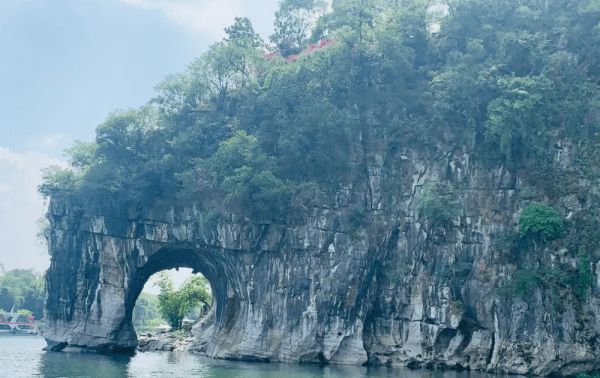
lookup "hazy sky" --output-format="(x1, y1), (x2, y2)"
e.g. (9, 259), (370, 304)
(0, 0), (281, 274)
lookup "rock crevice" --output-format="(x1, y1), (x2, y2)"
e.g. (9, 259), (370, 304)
(44, 148), (600, 375)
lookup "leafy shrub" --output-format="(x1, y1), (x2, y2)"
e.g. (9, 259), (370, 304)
(493, 229), (520, 252)
(576, 253), (593, 301)
(519, 203), (564, 242)
(485, 75), (553, 165)
(417, 180), (458, 226)
(38, 166), (76, 198)
(498, 269), (542, 297)
(178, 131), (291, 221)
(577, 371), (600, 378)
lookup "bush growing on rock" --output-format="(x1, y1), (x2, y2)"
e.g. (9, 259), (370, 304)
(519, 203), (564, 242)
(417, 180), (458, 226)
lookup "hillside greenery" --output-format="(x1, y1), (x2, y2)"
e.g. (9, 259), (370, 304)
(39, 0), (600, 223)
(132, 292), (164, 332)
(0, 269), (44, 319)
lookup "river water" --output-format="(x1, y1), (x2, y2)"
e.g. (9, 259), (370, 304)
(0, 337), (504, 378)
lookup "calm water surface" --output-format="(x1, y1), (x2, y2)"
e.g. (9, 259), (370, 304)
(0, 337), (504, 378)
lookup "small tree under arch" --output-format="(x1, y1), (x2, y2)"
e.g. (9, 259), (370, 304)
(155, 273), (212, 330)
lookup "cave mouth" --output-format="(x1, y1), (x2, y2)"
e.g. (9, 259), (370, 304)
(132, 268), (212, 334)
(124, 247), (228, 342)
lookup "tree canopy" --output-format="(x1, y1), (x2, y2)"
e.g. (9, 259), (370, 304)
(0, 269), (44, 319)
(155, 273), (212, 330)
(39, 0), (600, 222)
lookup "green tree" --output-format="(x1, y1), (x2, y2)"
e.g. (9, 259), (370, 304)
(155, 273), (212, 330)
(198, 42), (241, 106)
(222, 18), (265, 90)
(179, 130), (291, 220)
(225, 17), (263, 49)
(328, 0), (381, 46)
(38, 166), (76, 198)
(485, 75), (554, 164)
(64, 140), (99, 170)
(270, 0), (328, 56)
(417, 180), (458, 226)
(17, 309), (33, 317)
(519, 203), (564, 242)
(133, 292), (164, 332)
(38, 0), (600, 234)
(0, 269), (44, 319)
(153, 71), (205, 118)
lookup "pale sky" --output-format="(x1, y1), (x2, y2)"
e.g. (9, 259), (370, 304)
(0, 0), (282, 274)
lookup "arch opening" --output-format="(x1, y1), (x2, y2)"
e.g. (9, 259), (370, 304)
(122, 246), (238, 351)
(132, 268), (212, 334)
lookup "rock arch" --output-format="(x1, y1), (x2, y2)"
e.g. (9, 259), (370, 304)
(125, 246), (236, 351)
(42, 150), (600, 375)
(43, 199), (373, 363)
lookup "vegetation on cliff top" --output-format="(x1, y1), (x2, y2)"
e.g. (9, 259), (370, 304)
(39, 0), (600, 222)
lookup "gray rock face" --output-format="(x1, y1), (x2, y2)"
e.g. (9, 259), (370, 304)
(44, 145), (600, 375)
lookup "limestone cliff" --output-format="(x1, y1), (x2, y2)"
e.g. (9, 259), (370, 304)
(43, 140), (600, 376)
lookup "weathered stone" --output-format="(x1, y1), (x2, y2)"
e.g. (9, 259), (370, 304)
(43, 147), (600, 375)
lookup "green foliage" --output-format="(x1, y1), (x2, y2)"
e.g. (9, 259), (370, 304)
(38, 166), (76, 198)
(155, 273), (212, 330)
(200, 42), (245, 102)
(577, 371), (600, 378)
(485, 75), (553, 164)
(64, 141), (99, 169)
(256, 41), (354, 186)
(498, 269), (542, 297)
(35, 217), (50, 247)
(153, 69), (205, 117)
(350, 207), (366, 235)
(225, 17), (263, 49)
(178, 131), (291, 220)
(436, 261), (473, 282)
(565, 213), (600, 257)
(0, 269), (44, 319)
(133, 292), (163, 332)
(576, 253), (593, 301)
(417, 180), (458, 226)
(519, 203), (564, 242)
(270, 0), (327, 56)
(518, 186), (537, 201)
(38, 0), (600, 229)
(328, 0), (380, 46)
(500, 255), (593, 302)
(17, 309), (33, 317)
(449, 300), (464, 316)
(493, 229), (520, 252)
(432, 0), (600, 168)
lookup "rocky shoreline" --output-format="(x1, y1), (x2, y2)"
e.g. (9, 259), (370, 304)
(137, 331), (196, 352)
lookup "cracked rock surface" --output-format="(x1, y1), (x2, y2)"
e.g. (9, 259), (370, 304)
(43, 144), (600, 375)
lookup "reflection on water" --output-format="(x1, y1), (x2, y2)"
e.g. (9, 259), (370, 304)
(0, 337), (509, 378)
(37, 351), (131, 377)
